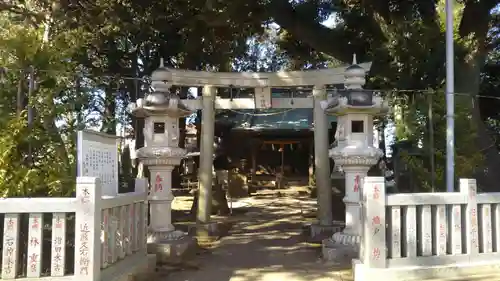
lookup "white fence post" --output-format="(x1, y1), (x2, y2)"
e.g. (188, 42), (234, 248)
(51, 213), (67, 276)
(101, 208), (110, 268)
(75, 177), (102, 281)
(2, 213), (20, 279)
(27, 213), (43, 277)
(460, 178), (479, 256)
(361, 176), (386, 268)
(135, 178), (148, 252)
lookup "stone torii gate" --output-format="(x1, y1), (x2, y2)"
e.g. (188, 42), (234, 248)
(176, 62), (370, 222)
(131, 58), (373, 258)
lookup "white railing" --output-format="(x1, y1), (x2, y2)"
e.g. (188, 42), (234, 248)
(0, 177), (151, 281)
(355, 177), (500, 280)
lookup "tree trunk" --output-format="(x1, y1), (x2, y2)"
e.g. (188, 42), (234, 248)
(132, 59), (145, 178)
(172, 87), (188, 189)
(455, 53), (500, 191)
(453, 0), (500, 191)
(16, 75), (24, 116)
(102, 84), (116, 135)
(42, 112), (71, 178)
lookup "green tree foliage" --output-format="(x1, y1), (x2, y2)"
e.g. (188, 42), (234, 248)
(257, 0), (500, 190)
(0, 0), (266, 199)
(2, 0), (500, 196)
(393, 92), (483, 192)
(0, 14), (82, 196)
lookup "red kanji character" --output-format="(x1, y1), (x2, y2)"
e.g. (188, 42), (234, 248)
(31, 217), (39, 229)
(29, 253), (38, 264)
(373, 185), (380, 200)
(354, 175), (360, 192)
(154, 174), (163, 191)
(29, 253), (38, 262)
(29, 237), (39, 247)
(372, 216), (381, 225)
(372, 248), (381, 259)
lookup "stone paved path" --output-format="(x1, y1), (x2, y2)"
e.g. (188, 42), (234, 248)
(164, 194), (352, 281)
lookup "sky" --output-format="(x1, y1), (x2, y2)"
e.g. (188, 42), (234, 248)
(322, 14), (337, 28)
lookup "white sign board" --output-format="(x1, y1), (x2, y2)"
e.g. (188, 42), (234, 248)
(255, 87), (272, 109)
(77, 130), (119, 196)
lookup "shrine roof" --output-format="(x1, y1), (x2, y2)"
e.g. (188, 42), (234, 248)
(216, 91), (337, 130)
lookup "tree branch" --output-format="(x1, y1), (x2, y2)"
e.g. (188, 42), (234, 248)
(0, 2), (46, 26)
(459, 0), (498, 40)
(265, 0), (353, 63)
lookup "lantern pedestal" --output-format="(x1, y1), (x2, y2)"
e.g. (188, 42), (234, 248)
(321, 141), (383, 261)
(137, 149), (197, 264)
(333, 165), (373, 245)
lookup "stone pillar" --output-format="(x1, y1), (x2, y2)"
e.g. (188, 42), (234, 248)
(313, 85), (333, 227)
(197, 85), (216, 224)
(334, 166), (370, 242)
(148, 166), (175, 233)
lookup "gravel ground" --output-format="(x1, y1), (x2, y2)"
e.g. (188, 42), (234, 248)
(162, 192), (353, 281)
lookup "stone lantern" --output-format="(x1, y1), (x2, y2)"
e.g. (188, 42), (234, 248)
(129, 59), (195, 262)
(321, 55), (389, 260)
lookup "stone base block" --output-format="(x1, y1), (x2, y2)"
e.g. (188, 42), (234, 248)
(322, 238), (358, 262)
(308, 221), (344, 242)
(148, 229), (186, 243)
(189, 222), (230, 243)
(353, 259), (500, 281)
(147, 235), (197, 264)
(332, 231), (360, 245)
